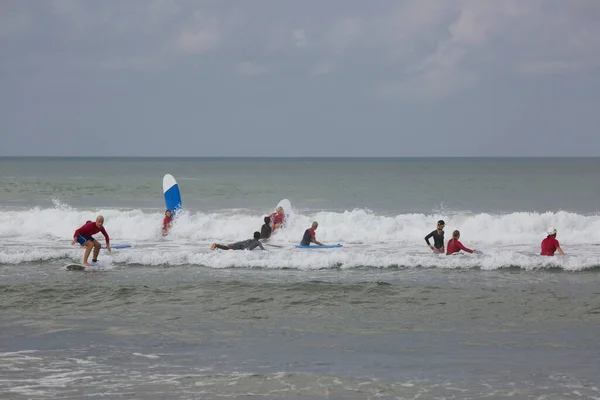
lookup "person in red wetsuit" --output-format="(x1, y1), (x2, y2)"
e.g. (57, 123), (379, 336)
(269, 206), (286, 233)
(446, 230), (477, 255)
(162, 210), (173, 236)
(540, 227), (565, 256)
(71, 215), (111, 266)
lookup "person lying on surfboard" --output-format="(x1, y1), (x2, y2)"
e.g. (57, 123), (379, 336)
(269, 206), (285, 233)
(446, 230), (477, 255)
(71, 215), (111, 266)
(300, 221), (326, 246)
(260, 216), (272, 239)
(162, 210), (172, 236)
(210, 231), (266, 251)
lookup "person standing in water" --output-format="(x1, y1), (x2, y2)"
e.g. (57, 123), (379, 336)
(425, 220), (445, 254)
(72, 215), (111, 266)
(162, 210), (173, 236)
(260, 216), (272, 239)
(540, 227), (565, 256)
(446, 230), (477, 255)
(300, 221), (325, 246)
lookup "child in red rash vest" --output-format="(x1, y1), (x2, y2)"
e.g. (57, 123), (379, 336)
(162, 210), (173, 236)
(446, 230), (477, 255)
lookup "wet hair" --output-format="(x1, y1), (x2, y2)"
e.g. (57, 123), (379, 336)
(253, 231), (261, 239)
(264, 216), (271, 224)
(452, 230), (460, 239)
(165, 209), (172, 215)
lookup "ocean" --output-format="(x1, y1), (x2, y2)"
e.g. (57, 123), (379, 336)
(1, 157), (600, 399)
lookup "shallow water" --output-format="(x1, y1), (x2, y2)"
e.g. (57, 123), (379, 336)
(2, 157), (600, 398)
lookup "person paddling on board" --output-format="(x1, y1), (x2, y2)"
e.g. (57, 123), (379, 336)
(162, 210), (173, 236)
(260, 216), (272, 239)
(269, 206), (285, 233)
(446, 230), (477, 255)
(300, 221), (325, 246)
(210, 231), (266, 251)
(540, 227), (565, 256)
(71, 215), (111, 266)
(425, 220), (445, 254)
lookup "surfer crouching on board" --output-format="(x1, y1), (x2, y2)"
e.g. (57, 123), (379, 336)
(210, 231), (266, 251)
(72, 215), (111, 266)
(269, 206), (285, 233)
(300, 221), (325, 246)
(162, 210), (173, 236)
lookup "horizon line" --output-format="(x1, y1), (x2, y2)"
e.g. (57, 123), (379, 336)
(1, 156), (599, 159)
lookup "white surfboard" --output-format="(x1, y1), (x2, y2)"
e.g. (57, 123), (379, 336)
(275, 198), (294, 226)
(65, 261), (106, 271)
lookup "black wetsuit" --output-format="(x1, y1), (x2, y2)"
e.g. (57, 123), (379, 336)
(300, 228), (315, 246)
(231, 239), (265, 251)
(260, 223), (272, 239)
(425, 229), (444, 250)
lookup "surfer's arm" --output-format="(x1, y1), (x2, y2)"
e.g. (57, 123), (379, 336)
(458, 241), (474, 254)
(100, 227), (111, 250)
(557, 246), (565, 255)
(424, 231), (436, 249)
(72, 228), (80, 245)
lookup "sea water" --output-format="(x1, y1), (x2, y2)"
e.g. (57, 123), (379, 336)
(1, 157), (600, 399)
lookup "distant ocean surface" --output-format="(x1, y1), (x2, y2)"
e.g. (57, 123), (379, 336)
(2, 157), (600, 399)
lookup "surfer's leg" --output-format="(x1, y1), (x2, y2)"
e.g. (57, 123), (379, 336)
(211, 243), (231, 250)
(83, 241), (94, 266)
(91, 240), (101, 262)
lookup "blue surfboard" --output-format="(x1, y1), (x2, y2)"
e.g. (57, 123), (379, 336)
(163, 174), (182, 214)
(296, 244), (343, 249)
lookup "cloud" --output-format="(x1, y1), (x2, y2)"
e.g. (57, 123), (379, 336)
(172, 8), (244, 56)
(377, 68), (477, 101)
(0, 1), (31, 38)
(506, 0), (600, 76)
(0, 12), (30, 38)
(292, 29), (306, 48)
(323, 17), (362, 55)
(377, 37), (477, 100)
(312, 62), (334, 76)
(370, 0), (600, 100)
(2, 1), (245, 72)
(174, 29), (220, 55)
(2, 0), (600, 93)
(515, 61), (599, 77)
(237, 61), (270, 76)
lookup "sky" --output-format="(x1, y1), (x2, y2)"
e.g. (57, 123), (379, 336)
(1, 0), (600, 157)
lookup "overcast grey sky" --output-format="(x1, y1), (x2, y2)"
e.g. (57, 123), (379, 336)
(1, 0), (599, 157)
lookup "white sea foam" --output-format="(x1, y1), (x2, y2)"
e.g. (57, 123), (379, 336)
(1, 204), (600, 270)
